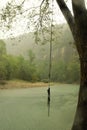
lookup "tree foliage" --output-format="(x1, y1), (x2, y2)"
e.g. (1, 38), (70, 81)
(0, 40), (80, 83)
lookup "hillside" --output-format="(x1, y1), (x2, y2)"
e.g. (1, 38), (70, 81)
(4, 23), (76, 62)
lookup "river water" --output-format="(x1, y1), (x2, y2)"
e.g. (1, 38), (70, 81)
(0, 84), (79, 130)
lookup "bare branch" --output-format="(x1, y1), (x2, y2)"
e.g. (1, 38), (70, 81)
(56, 0), (75, 36)
(40, 0), (45, 7)
(21, 0), (26, 6)
(40, 0), (45, 27)
(39, 0), (49, 27)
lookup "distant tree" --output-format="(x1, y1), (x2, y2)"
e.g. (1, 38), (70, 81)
(0, 40), (7, 81)
(36, 60), (49, 81)
(67, 61), (80, 83)
(28, 49), (35, 64)
(4, 55), (17, 80)
(0, 61), (7, 80)
(0, 40), (6, 57)
(52, 60), (67, 82)
(16, 55), (36, 82)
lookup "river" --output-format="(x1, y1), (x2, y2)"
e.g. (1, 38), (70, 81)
(0, 84), (79, 130)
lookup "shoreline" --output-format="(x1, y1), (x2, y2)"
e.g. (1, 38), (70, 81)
(0, 80), (50, 89)
(0, 80), (79, 89)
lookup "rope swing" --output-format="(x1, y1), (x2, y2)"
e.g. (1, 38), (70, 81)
(47, 0), (54, 117)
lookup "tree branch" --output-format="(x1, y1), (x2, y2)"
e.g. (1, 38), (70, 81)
(56, 0), (75, 36)
(72, 0), (86, 17)
(40, 0), (45, 7)
(72, 0), (86, 10)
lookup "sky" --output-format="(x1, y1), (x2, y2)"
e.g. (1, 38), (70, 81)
(0, 0), (81, 39)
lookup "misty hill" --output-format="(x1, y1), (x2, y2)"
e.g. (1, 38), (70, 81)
(0, 24), (80, 83)
(4, 24), (76, 62)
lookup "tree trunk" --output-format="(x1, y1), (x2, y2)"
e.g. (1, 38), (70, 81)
(71, 17), (87, 129)
(56, 0), (87, 129)
(72, 57), (87, 130)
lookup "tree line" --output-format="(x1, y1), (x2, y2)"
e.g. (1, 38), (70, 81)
(0, 40), (80, 84)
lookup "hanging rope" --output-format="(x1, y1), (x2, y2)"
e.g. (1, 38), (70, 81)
(47, 0), (54, 117)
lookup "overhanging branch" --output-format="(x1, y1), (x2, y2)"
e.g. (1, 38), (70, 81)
(56, 0), (75, 37)
(72, 0), (86, 18)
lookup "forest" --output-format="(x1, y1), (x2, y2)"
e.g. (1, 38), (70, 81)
(0, 24), (80, 84)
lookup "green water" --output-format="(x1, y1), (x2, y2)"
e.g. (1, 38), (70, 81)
(0, 84), (79, 130)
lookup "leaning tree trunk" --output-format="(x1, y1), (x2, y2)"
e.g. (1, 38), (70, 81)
(72, 54), (87, 130)
(56, 0), (87, 129)
(71, 1), (87, 129)
(63, 31), (87, 130)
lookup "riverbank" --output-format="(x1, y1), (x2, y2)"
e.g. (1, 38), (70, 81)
(0, 80), (50, 89)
